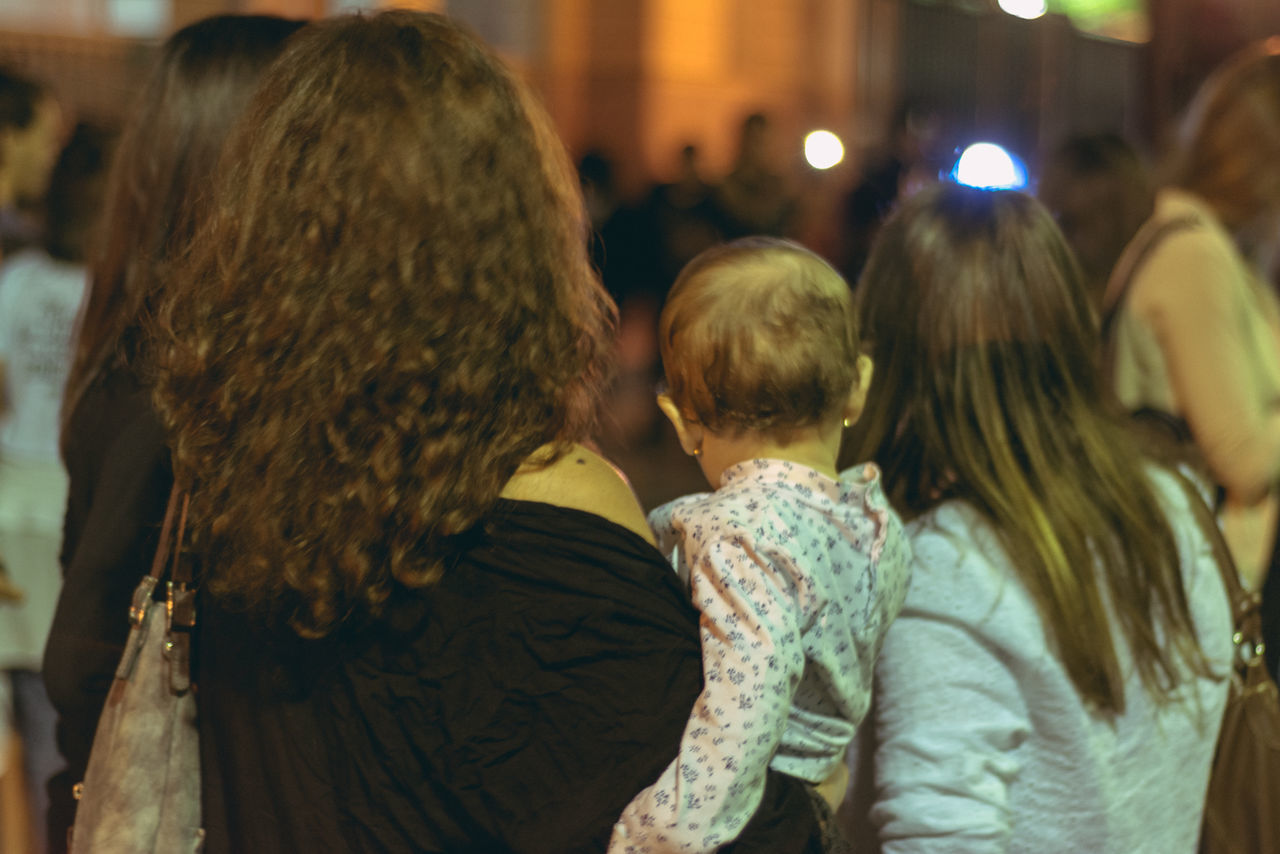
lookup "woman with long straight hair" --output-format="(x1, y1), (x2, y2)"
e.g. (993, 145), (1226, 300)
(42, 16), (304, 850)
(839, 183), (1232, 852)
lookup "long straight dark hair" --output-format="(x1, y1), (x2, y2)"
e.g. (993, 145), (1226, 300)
(62, 14), (304, 427)
(847, 183), (1214, 713)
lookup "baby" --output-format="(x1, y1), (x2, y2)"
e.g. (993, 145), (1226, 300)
(609, 238), (911, 853)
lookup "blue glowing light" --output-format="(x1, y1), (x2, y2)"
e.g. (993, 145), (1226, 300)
(950, 142), (1029, 190)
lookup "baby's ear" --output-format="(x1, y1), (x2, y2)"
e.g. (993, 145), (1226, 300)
(843, 354), (875, 426)
(657, 393), (704, 457)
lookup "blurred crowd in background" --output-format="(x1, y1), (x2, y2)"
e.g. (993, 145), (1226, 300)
(1, 1), (1280, 851)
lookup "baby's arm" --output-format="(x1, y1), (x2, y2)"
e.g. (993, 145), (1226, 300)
(648, 495), (711, 586)
(647, 500), (685, 560)
(608, 531), (806, 853)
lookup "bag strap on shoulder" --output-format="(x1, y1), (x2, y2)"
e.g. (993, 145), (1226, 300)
(148, 484), (198, 693)
(1101, 215), (1202, 374)
(167, 491), (195, 630)
(148, 484), (183, 582)
(1173, 468), (1264, 669)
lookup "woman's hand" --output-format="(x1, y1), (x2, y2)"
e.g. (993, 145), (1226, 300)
(1220, 492), (1279, 590)
(0, 562), (23, 603)
(815, 753), (849, 811)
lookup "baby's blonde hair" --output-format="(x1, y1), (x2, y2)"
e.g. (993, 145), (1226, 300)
(660, 237), (860, 441)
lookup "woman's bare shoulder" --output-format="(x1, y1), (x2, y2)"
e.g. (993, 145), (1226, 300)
(499, 444), (656, 545)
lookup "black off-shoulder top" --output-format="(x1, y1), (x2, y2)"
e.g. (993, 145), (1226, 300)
(196, 499), (822, 853)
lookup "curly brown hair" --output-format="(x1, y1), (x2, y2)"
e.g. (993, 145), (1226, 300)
(151, 11), (615, 636)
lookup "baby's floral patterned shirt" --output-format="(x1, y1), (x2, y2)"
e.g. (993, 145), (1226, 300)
(609, 458), (911, 853)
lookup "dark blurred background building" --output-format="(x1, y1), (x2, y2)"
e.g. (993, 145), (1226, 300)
(2, 0), (1278, 514)
(3, 0), (1278, 189)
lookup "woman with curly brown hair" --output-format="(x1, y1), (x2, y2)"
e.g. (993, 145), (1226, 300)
(150, 12), (826, 853)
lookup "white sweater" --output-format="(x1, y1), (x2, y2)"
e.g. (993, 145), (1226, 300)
(841, 466), (1233, 853)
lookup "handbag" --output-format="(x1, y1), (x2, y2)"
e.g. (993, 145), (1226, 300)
(69, 486), (203, 854)
(1185, 476), (1280, 854)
